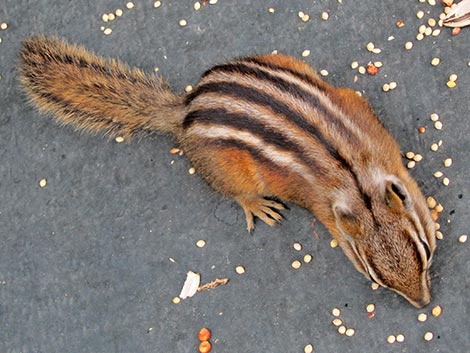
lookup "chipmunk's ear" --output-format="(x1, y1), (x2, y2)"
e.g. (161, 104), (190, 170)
(385, 179), (411, 212)
(333, 203), (362, 239)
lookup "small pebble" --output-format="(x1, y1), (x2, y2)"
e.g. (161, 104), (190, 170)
(432, 305), (442, 317)
(304, 344), (314, 353)
(189, 167), (196, 174)
(235, 265), (245, 274)
(332, 308), (341, 317)
(396, 334), (405, 343)
(424, 331), (434, 341)
(179, 19), (188, 27)
(387, 335), (396, 344)
(196, 240), (206, 248)
(303, 254), (313, 263)
(338, 325), (347, 335)
(39, 179), (47, 188)
(291, 260), (302, 269)
(459, 235), (468, 243)
(301, 50), (311, 57)
(126, 2), (135, 9)
(434, 121), (443, 130)
(405, 41), (413, 50)
(418, 313), (428, 322)
(443, 158), (453, 167)
(431, 57), (440, 66)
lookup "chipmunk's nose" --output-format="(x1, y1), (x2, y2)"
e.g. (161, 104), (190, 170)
(414, 296), (431, 308)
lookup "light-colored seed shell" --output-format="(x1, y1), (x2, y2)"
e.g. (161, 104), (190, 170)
(431, 58), (440, 66)
(438, 139), (443, 146)
(432, 305), (442, 317)
(116, 8), (123, 16)
(405, 41), (413, 50)
(293, 242), (302, 251)
(434, 171), (443, 178)
(304, 344), (314, 353)
(407, 161), (416, 169)
(442, 177), (450, 186)
(366, 42), (375, 51)
(396, 334), (405, 342)
(330, 239), (338, 248)
(417, 10), (424, 19)
(366, 304), (375, 313)
(351, 61), (359, 69)
(303, 254), (312, 263)
(418, 313), (428, 322)
(446, 80), (456, 88)
(426, 197), (437, 209)
(194, 2), (202, 10)
(332, 318), (343, 326)
(291, 260), (302, 269)
(436, 231), (444, 239)
(39, 179), (47, 188)
(302, 49), (311, 57)
(358, 66), (366, 74)
(189, 167), (196, 174)
(332, 308), (341, 317)
(321, 12), (329, 20)
(298, 11), (305, 18)
(459, 235), (468, 243)
(444, 158), (453, 167)
(435, 222), (441, 230)
(389, 82), (397, 90)
(126, 2), (135, 9)
(196, 240), (206, 248)
(372, 48), (381, 54)
(431, 143), (439, 151)
(416, 33), (425, 41)
(103, 28), (112, 35)
(430, 113), (439, 121)
(338, 325), (346, 335)
(382, 83), (390, 92)
(405, 151), (415, 159)
(371, 282), (380, 290)
(172, 296), (181, 304)
(179, 19), (187, 26)
(434, 121), (443, 130)
(387, 335), (396, 344)
(413, 154), (423, 162)
(345, 328), (355, 337)
(235, 265), (245, 274)
(424, 331), (433, 341)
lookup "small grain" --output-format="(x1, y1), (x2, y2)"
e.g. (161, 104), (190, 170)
(209, 0), (218, 4)
(0, 23), (7, 30)
(108, 13), (115, 21)
(405, 41), (413, 50)
(449, 74), (458, 82)
(185, 85), (193, 93)
(424, 331), (433, 341)
(302, 14), (310, 22)
(366, 42), (375, 51)
(416, 33), (425, 41)
(332, 318), (343, 326)
(154, 1), (162, 8)
(434, 121), (443, 130)
(103, 28), (112, 35)
(351, 61), (359, 69)
(301, 50), (311, 57)
(188, 167), (196, 175)
(235, 265), (245, 274)
(338, 325), (346, 335)
(407, 161), (416, 169)
(382, 83), (390, 92)
(39, 179), (47, 188)
(424, 27), (432, 36)
(374, 61), (383, 68)
(332, 308), (341, 317)
(428, 0), (436, 5)
(115, 136), (124, 143)
(293, 242), (302, 251)
(298, 11), (304, 18)
(179, 19), (188, 27)
(405, 151), (415, 159)
(116, 9), (123, 16)
(430, 113), (439, 121)
(196, 240), (206, 248)
(432, 29), (441, 36)
(444, 158), (452, 167)
(418, 126), (426, 133)
(434, 171), (443, 178)
(419, 25), (426, 34)
(303, 254), (312, 263)
(170, 147), (181, 154)
(102, 14), (109, 22)
(330, 239), (338, 248)
(426, 196), (437, 209)
(436, 230), (444, 239)
(435, 203), (444, 213)
(387, 335), (396, 344)
(432, 305), (442, 317)
(459, 235), (468, 243)
(431, 143), (439, 151)
(126, 2), (135, 9)
(172, 296), (181, 304)
(446, 80), (456, 88)
(428, 18), (436, 26)
(321, 12), (329, 21)
(417, 10), (424, 19)
(431, 57), (440, 66)
(413, 154), (423, 162)
(418, 313), (428, 322)
(396, 21), (405, 27)
(194, 2), (202, 10)
(371, 282), (380, 290)
(372, 48), (381, 54)
(452, 27), (461, 36)
(396, 334), (405, 343)
(442, 177), (450, 186)
(366, 304), (375, 313)
(304, 344), (314, 353)
(291, 260), (302, 269)
(389, 82), (397, 90)
(345, 328), (355, 337)
(358, 66), (366, 74)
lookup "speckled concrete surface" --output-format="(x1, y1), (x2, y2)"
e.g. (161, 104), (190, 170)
(1, 1), (469, 352)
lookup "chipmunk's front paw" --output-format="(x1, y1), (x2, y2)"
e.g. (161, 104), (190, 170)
(236, 195), (285, 233)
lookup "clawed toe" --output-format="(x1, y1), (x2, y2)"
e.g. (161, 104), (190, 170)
(236, 195), (286, 232)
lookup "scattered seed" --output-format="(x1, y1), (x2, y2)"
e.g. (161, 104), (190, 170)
(416, 33), (425, 41)
(209, 0), (218, 4)
(436, 230), (444, 239)
(418, 313), (428, 322)
(338, 325), (347, 335)
(442, 0), (454, 5)
(434, 121), (443, 130)
(194, 2), (201, 10)
(396, 21), (405, 27)
(442, 177), (450, 186)
(444, 158), (453, 167)
(39, 178), (47, 188)
(358, 66), (366, 74)
(387, 335), (396, 344)
(432, 305), (442, 317)
(332, 308), (341, 317)
(320, 69), (329, 77)
(424, 27), (432, 36)
(452, 27), (461, 36)
(196, 240), (206, 248)
(424, 331), (434, 341)
(432, 29), (441, 36)
(435, 222), (441, 230)
(235, 265), (245, 274)
(374, 61), (383, 68)
(199, 341), (211, 353)
(126, 2), (135, 9)
(419, 25), (427, 34)
(371, 282), (380, 290)
(303, 254), (313, 263)
(396, 334), (405, 343)
(366, 304), (375, 313)
(389, 82), (397, 90)
(435, 203), (444, 213)
(446, 80), (456, 88)
(459, 235), (468, 243)
(302, 49), (311, 57)
(351, 61), (359, 69)
(0, 22), (7, 30)
(431, 57), (440, 66)
(292, 242), (302, 251)
(321, 12), (329, 20)
(116, 8), (123, 16)
(332, 318), (343, 326)
(172, 296), (181, 304)
(179, 19), (188, 26)
(428, 18), (437, 26)
(433, 171), (443, 178)
(417, 11), (424, 19)
(407, 161), (416, 169)
(428, 0), (436, 5)
(372, 48), (381, 54)
(291, 260), (302, 269)
(102, 13), (109, 22)
(430, 113), (439, 121)
(405, 41), (413, 50)
(345, 328), (355, 337)
(108, 13), (115, 21)
(154, 1), (162, 8)
(298, 11), (305, 18)
(382, 83), (390, 92)
(189, 167), (196, 174)
(301, 14), (310, 22)
(330, 239), (338, 248)
(185, 85), (193, 93)
(366, 42), (375, 51)
(418, 126), (426, 133)
(431, 143), (439, 151)
(170, 147), (181, 154)
(405, 151), (415, 159)
(413, 154), (423, 162)
(427, 196), (437, 209)
(103, 28), (112, 35)
(449, 74), (458, 82)
(304, 344), (314, 353)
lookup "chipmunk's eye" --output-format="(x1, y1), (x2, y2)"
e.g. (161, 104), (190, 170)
(391, 182), (407, 202)
(422, 241), (431, 261)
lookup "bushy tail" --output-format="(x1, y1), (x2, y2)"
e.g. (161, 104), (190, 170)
(18, 35), (186, 139)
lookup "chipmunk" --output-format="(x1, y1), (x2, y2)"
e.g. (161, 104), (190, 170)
(18, 35), (436, 307)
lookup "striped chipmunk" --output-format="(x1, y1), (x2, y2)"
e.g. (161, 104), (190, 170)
(18, 36), (436, 307)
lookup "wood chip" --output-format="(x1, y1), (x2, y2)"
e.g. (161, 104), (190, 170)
(197, 278), (229, 291)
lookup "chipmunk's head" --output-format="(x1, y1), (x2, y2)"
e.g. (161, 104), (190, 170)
(333, 175), (436, 308)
